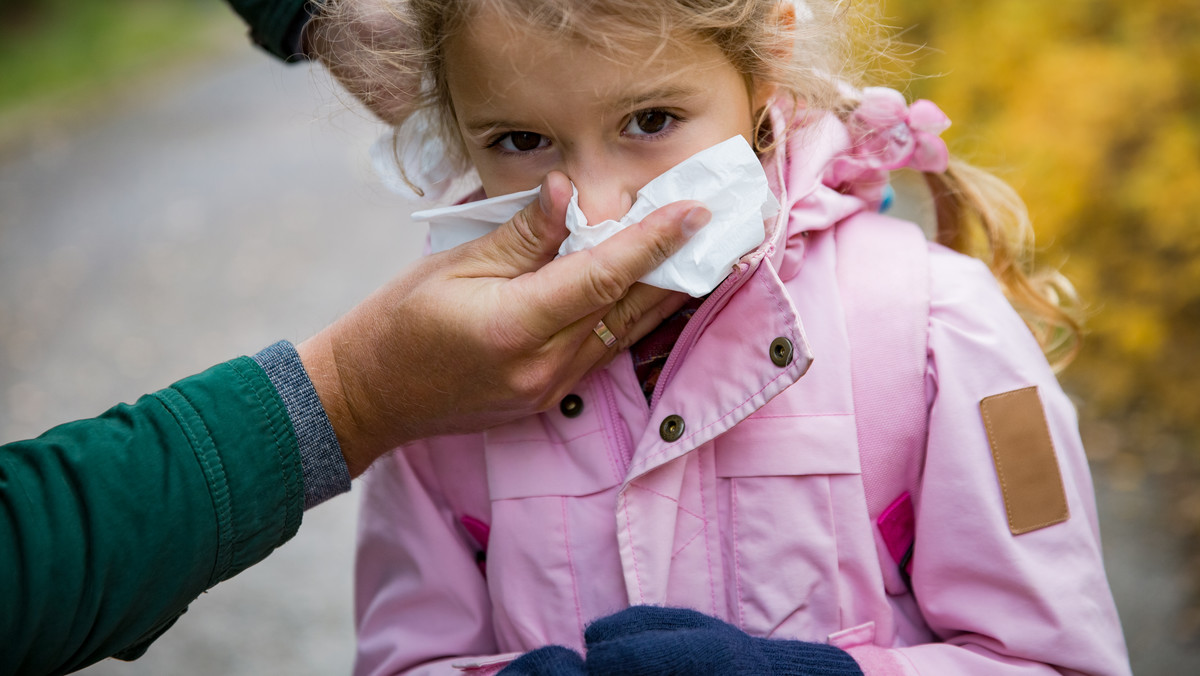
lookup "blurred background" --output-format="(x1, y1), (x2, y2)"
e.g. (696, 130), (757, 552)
(0, 0), (1196, 673)
(889, 5), (1200, 673)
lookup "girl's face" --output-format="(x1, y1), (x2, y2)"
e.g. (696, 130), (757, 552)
(444, 5), (770, 224)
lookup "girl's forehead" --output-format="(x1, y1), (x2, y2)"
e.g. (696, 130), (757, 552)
(462, 0), (674, 40)
(453, 0), (717, 73)
(446, 24), (733, 113)
(453, 6), (730, 81)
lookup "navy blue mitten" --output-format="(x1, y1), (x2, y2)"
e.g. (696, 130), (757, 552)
(583, 606), (863, 676)
(498, 645), (586, 676)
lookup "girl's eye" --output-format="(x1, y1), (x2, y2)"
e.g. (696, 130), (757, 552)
(624, 110), (676, 136)
(496, 132), (549, 153)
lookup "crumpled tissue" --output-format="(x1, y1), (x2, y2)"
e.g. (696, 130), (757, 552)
(411, 135), (778, 297)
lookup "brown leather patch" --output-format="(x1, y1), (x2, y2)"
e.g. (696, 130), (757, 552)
(980, 387), (1069, 535)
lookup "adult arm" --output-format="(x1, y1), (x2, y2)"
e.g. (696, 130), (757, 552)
(0, 176), (707, 675)
(0, 356), (305, 676)
(224, 0), (313, 61)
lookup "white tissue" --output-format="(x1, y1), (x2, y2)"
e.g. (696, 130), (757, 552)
(414, 185), (539, 254)
(411, 135), (778, 297)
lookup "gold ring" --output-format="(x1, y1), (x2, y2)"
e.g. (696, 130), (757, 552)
(593, 320), (618, 348)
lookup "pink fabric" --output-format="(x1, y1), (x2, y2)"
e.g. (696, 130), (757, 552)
(825, 88), (951, 209)
(460, 515), (490, 550)
(877, 493), (916, 569)
(460, 515), (490, 577)
(833, 623), (920, 676)
(352, 100), (1130, 676)
(846, 644), (921, 676)
(833, 205), (930, 600)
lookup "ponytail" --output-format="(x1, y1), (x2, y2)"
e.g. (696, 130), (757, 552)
(927, 160), (1083, 371)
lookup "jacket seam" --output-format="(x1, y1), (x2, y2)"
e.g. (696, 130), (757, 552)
(697, 450), (720, 615)
(487, 428), (604, 447)
(731, 479), (746, 629)
(230, 357), (303, 543)
(747, 412), (854, 420)
(560, 497), (586, 639)
(672, 527), (706, 559)
(620, 490), (645, 602)
(156, 387), (233, 586)
(632, 484), (705, 522)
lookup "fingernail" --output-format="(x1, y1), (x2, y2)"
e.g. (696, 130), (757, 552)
(682, 206), (712, 235)
(539, 172), (563, 213)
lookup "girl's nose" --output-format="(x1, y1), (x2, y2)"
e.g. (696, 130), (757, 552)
(571, 174), (638, 225)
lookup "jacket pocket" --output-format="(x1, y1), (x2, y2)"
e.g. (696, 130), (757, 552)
(713, 414), (861, 640)
(715, 414), (861, 477)
(484, 414), (623, 500)
(481, 414), (628, 650)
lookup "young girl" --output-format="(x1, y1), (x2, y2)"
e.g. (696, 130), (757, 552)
(340, 1), (1131, 674)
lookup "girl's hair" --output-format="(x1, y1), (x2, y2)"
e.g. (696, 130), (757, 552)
(320, 0), (1081, 369)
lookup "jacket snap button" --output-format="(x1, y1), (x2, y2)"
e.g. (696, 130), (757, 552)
(769, 337), (794, 367)
(559, 394), (584, 418)
(659, 414), (685, 442)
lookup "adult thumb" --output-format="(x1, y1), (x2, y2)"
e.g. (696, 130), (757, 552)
(480, 171), (574, 276)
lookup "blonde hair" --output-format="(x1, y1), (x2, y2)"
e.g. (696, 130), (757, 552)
(318, 0), (1081, 369)
(928, 161), (1082, 369)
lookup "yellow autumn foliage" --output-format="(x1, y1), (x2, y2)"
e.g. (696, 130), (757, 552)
(883, 1), (1200, 437)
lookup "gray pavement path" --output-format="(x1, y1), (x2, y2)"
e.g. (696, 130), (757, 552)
(2, 38), (1197, 676)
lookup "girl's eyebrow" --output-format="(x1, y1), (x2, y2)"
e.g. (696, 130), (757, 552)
(614, 85), (702, 110)
(463, 118), (522, 137)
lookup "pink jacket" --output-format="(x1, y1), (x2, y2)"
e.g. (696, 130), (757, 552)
(354, 110), (1131, 676)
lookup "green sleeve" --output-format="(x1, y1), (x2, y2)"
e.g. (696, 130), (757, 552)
(225, 0), (313, 61)
(0, 356), (305, 676)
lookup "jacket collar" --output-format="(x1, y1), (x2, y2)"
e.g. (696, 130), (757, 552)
(759, 101), (872, 283)
(620, 103), (872, 483)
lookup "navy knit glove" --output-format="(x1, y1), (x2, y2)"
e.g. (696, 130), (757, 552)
(498, 645), (586, 676)
(583, 606), (863, 676)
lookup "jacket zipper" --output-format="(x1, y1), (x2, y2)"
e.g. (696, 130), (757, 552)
(648, 262), (756, 410)
(646, 145), (791, 412)
(598, 372), (634, 478)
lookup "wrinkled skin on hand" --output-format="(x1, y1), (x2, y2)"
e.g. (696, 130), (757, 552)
(297, 172), (709, 475)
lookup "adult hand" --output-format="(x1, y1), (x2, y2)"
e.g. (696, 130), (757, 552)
(297, 172), (709, 476)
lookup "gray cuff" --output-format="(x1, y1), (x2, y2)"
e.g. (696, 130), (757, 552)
(253, 340), (351, 509)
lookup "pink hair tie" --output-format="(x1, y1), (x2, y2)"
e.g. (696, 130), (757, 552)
(825, 87), (951, 208)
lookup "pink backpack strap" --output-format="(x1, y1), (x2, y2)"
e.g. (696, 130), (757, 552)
(834, 212), (931, 590)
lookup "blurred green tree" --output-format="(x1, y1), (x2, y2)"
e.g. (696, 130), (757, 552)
(0, 0), (229, 114)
